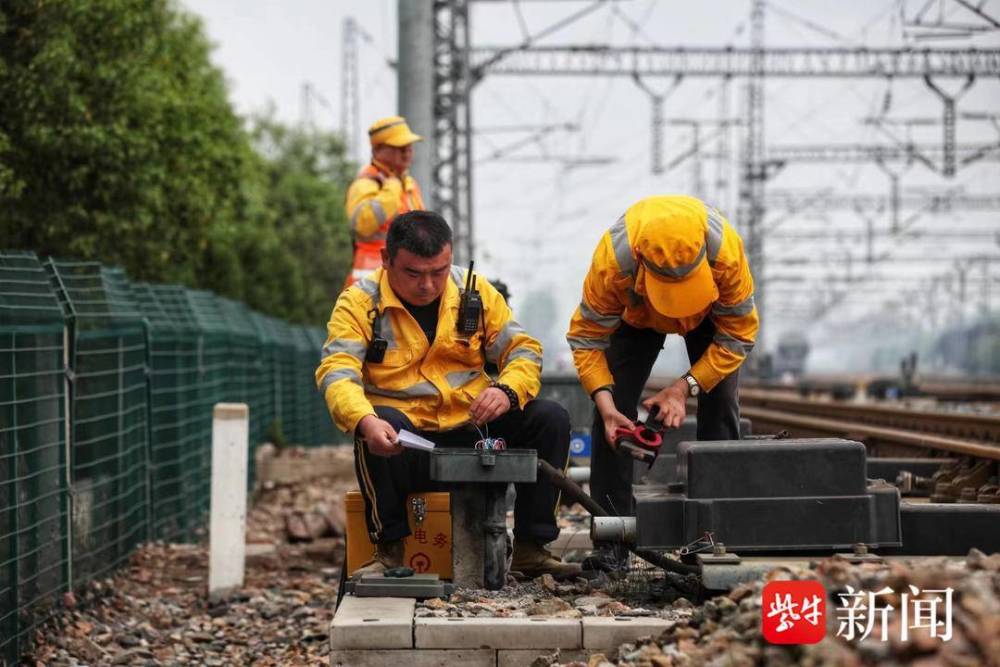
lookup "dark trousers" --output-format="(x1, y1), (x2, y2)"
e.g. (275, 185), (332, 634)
(355, 399), (570, 544)
(589, 319), (741, 516)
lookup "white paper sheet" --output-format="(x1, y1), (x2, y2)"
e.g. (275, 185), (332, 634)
(397, 429), (437, 452)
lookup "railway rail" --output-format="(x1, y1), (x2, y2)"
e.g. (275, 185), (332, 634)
(743, 375), (1000, 403)
(646, 378), (1000, 460)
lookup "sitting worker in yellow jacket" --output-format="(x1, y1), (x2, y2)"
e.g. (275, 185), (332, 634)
(344, 115), (425, 287)
(566, 195), (759, 571)
(317, 210), (579, 579)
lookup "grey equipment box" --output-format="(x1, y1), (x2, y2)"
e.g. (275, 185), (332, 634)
(430, 448), (537, 483)
(632, 438), (902, 552)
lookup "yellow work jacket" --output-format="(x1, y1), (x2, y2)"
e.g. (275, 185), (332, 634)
(567, 196), (759, 395)
(344, 160), (424, 286)
(316, 266), (543, 433)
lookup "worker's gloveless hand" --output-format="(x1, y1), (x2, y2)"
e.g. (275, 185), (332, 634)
(593, 390), (634, 448)
(643, 379), (688, 429)
(469, 386), (510, 426)
(356, 414), (403, 457)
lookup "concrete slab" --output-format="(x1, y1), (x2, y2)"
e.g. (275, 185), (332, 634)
(582, 616), (675, 650)
(415, 617), (582, 649)
(329, 596), (415, 649)
(329, 649), (493, 667)
(498, 649), (590, 667)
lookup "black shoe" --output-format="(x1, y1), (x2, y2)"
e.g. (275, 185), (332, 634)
(581, 543), (629, 573)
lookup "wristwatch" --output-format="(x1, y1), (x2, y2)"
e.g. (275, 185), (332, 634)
(683, 373), (701, 397)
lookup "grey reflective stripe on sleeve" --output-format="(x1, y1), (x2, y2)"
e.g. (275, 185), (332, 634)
(350, 200), (388, 237)
(446, 369), (482, 388)
(486, 319), (527, 364)
(364, 381), (439, 399)
(713, 332), (754, 356)
(567, 335), (611, 351)
(705, 207), (724, 266)
(609, 215), (636, 277)
(504, 346), (543, 370)
(370, 200), (388, 225)
(354, 277), (380, 302)
(450, 265), (466, 287)
(322, 338), (367, 361)
(350, 204), (364, 232)
(711, 294), (756, 318)
(579, 301), (621, 329)
(320, 367), (363, 394)
(350, 277), (392, 347)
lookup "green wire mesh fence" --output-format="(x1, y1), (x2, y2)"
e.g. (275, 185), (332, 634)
(45, 261), (151, 589)
(1, 252), (69, 667)
(0, 252), (341, 664)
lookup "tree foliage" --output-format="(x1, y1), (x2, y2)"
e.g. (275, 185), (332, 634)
(248, 116), (355, 324)
(0, 0), (353, 324)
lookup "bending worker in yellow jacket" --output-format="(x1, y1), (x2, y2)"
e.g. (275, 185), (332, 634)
(344, 115), (425, 287)
(567, 195), (759, 571)
(317, 210), (578, 579)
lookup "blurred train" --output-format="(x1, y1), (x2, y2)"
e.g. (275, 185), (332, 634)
(766, 331), (810, 379)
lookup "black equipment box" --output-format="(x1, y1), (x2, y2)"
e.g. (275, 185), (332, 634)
(633, 438), (902, 552)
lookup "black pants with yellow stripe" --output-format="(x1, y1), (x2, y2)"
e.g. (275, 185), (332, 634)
(589, 318), (742, 517)
(355, 399), (570, 545)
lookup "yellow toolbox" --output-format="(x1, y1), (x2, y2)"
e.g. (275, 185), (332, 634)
(345, 490), (453, 579)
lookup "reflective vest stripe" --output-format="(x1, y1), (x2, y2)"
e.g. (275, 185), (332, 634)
(705, 207), (724, 266)
(486, 319), (527, 364)
(712, 294), (755, 318)
(609, 215), (635, 276)
(713, 332), (754, 357)
(322, 339), (367, 361)
(567, 335), (611, 351)
(321, 367), (363, 394)
(579, 302), (621, 329)
(505, 347), (543, 369)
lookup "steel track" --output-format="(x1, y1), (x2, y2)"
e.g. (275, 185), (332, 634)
(646, 378), (1000, 460)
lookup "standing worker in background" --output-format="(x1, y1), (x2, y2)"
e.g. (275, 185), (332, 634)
(344, 115), (425, 287)
(566, 195), (759, 571)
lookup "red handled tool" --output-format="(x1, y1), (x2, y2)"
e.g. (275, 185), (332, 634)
(613, 405), (665, 467)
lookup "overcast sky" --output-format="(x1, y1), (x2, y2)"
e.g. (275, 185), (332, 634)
(183, 0), (1000, 374)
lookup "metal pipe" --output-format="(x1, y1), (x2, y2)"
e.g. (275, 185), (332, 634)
(538, 459), (607, 518)
(537, 460), (699, 575)
(591, 516), (637, 544)
(567, 466), (590, 483)
(398, 1), (435, 203)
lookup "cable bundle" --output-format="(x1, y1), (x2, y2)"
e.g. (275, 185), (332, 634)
(473, 423), (506, 451)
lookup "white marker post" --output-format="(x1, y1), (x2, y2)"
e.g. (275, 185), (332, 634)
(208, 402), (249, 602)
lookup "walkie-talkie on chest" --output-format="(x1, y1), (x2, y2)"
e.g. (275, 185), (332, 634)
(457, 261), (482, 336)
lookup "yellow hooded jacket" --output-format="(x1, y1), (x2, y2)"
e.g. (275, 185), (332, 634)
(317, 266), (543, 433)
(345, 160), (424, 244)
(567, 196), (759, 395)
